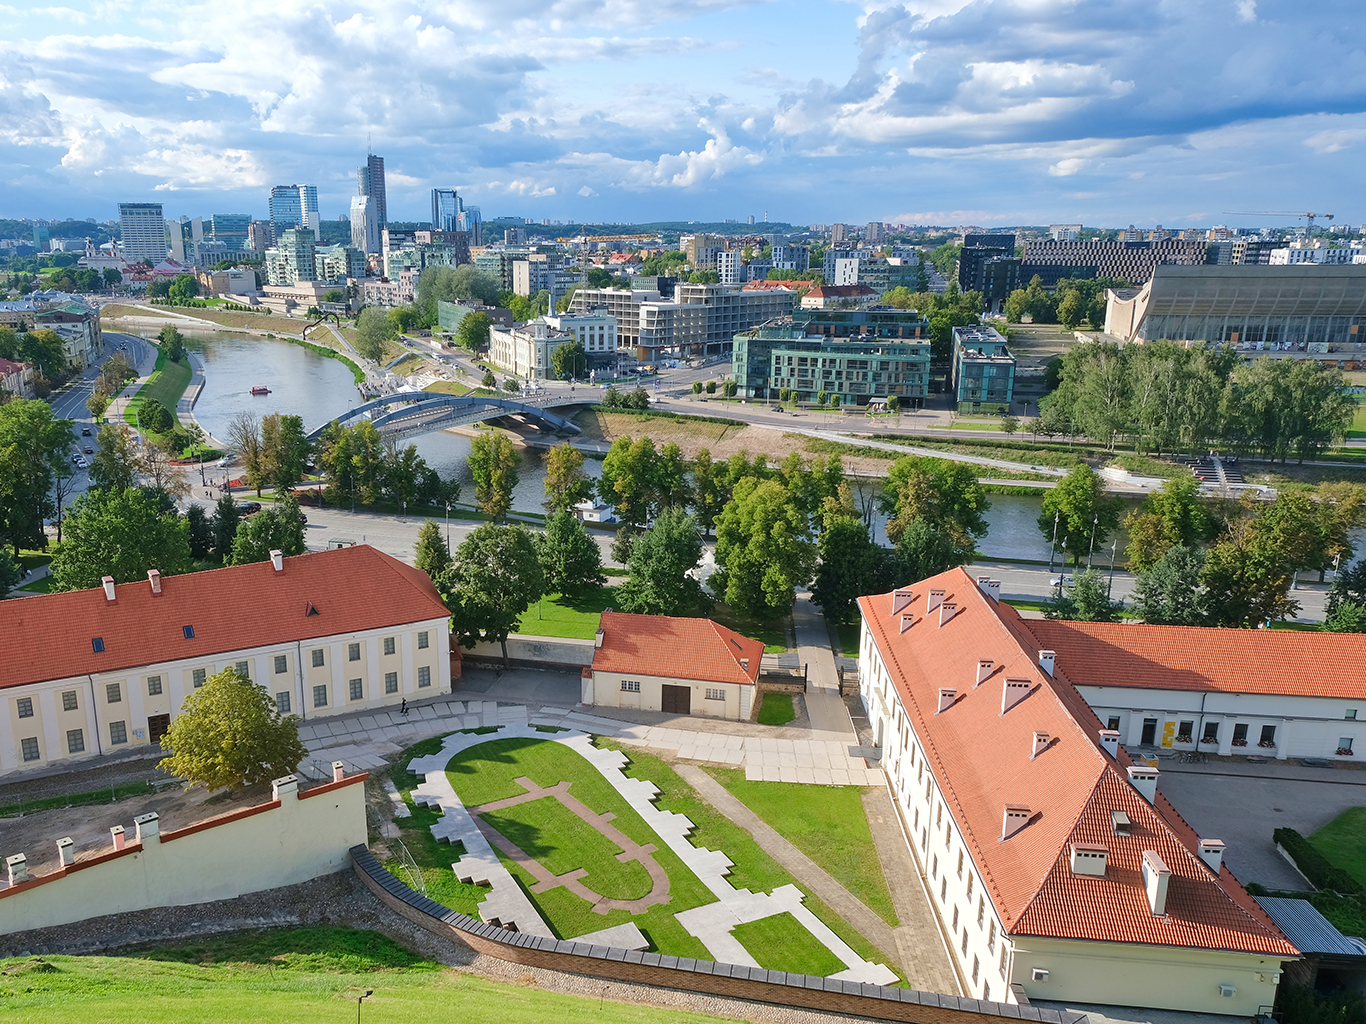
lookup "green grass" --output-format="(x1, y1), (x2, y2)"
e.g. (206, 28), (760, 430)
(1310, 807), (1366, 888)
(0, 781), (154, 818)
(1348, 402), (1366, 439)
(123, 349), (192, 432)
(710, 602), (791, 653)
(756, 693), (796, 726)
(830, 621), (860, 658)
(701, 767), (899, 928)
(516, 587), (617, 639)
(1107, 452), (1184, 479)
(16, 550), (50, 572)
(731, 912), (846, 976)
(13, 576), (56, 594)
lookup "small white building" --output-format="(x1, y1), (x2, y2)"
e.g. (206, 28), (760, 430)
(543, 311), (618, 371)
(488, 317), (572, 380)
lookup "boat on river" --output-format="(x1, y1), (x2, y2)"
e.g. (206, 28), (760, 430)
(250, 385), (270, 395)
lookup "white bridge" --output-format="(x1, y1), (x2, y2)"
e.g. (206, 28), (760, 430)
(305, 391), (582, 443)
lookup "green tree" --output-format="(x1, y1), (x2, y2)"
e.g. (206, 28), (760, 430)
(713, 477), (816, 618)
(812, 498), (888, 623)
(1056, 290), (1083, 330)
(481, 368), (496, 388)
(551, 340), (586, 380)
(1324, 601), (1366, 633)
(158, 667), (307, 792)
(0, 547), (20, 599)
(689, 447), (726, 537)
(1199, 494), (1325, 627)
(543, 442), (593, 513)
(1123, 475), (1215, 571)
(1045, 569), (1121, 621)
(260, 413), (311, 491)
(355, 306), (394, 361)
(538, 508), (605, 595)
(167, 273), (199, 304)
(439, 523), (545, 666)
(705, 381), (717, 395)
(692, 381), (702, 395)
(138, 397), (174, 434)
(414, 519), (453, 579)
(688, 270), (720, 284)
(316, 420), (385, 506)
(51, 487), (191, 590)
(185, 502), (214, 560)
(1038, 465), (1125, 568)
(1000, 412), (1018, 434)
(211, 494), (241, 560)
(1132, 545), (1207, 625)
(616, 507), (710, 616)
(458, 311), (493, 353)
(599, 436), (658, 531)
(0, 398), (72, 554)
(20, 329), (66, 379)
(501, 377), (520, 393)
(228, 492), (306, 564)
(467, 430), (520, 519)
(881, 456), (989, 568)
(157, 324), (186, 362)
(226, 411), (265, 494)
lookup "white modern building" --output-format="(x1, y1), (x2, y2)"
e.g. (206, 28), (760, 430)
(543, 311), (618, 371)
(118, 203), (167, 264)
(716, 250), (740, 285)
(350, 195), (381, 254)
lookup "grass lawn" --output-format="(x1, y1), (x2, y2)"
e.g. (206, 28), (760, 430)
(1107, 452), (1184, 479)
(13, 576), (57, 595)
(574, 410), (737, 446)
(731, 912), (846, 977)
(1349, 402), (1366, 439)
(710, 602), (791, 653)
(830, 621), (860, 658)
(100, 303), (174, 320)
(756, 693), (795, 726)
(0, 926), (786, 1024)
(701, 767), (898, 928)
(1310, 807), (1366, 888)
(516, 587), (617, 639)
(423, 380), (476, 396)
(123, 349), (192, 432)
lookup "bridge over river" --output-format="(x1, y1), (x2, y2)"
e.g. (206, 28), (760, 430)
(305, 391), (582, 443)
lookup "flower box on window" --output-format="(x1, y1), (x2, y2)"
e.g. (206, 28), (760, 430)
(1200, 737), (1218, 745)
(1231, 738), (1248, 747)
(1176, 734), (1193, 744)
(1337, 747), (1355, 756)
(1259, 739), (1276, 748)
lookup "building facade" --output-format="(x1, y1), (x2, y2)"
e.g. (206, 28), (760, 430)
(357, 154), (387, 230)
(487, 317), (572, 380)
(1019, 237), (1208, 288)
(431, 188), (460, 233)
(543, 311), (618, 371)
(268, 185), (320, 236)
(117, 203), (166, 264)
(209, 213), (251, 246)
(951, 325), (1015, 413)
(264, 229), (319, 286)
(350, 195), (381, 254)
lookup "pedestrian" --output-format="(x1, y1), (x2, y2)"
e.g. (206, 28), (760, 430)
(400, 698), (408, 716)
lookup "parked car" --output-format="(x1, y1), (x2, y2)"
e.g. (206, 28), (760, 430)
(1049, 574), (1076, 588)
(235, 501), (262, 516)
(74, 457), (88, 469)
(84, 447), (93, 454)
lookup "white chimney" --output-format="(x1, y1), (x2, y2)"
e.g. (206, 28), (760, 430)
(1098, 729), (1120, 758)
(6, 853), (27, 885)
(1142, 850), (1171, 915)
(270, 549), (283, 571)
(1031, 731), (1050, 760)
(1001, 804), (1031, 840)
(101, 575), (116, 601)
(332, 761), (346, 783)
(56, 837), (75, 868)
(1002, 678), (1031, 714)
(1127, 764), (1159, 803)
(891, 589), (915, 616)
(937, 688), (957, 714)
(938, 601), (958, 627)
(110, 825), (126, 850)
(1038, 650), (1056, 676)
(134, 812), (160, 844)
(984, 579), (1001, 602)
(1199, 839), (1226, 875)
(594, 627), (605, 649)
(900, 614), (914, 633)
(1069, 843), (1108, 876)
(926, 588), (946, 613)
(975, 659), (994, 686)
(273, 774), (299, 800)
(147, 568), (162, 594)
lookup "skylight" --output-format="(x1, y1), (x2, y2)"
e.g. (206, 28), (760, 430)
(92, 637), (105, 653)
(183, 625), (195, 639)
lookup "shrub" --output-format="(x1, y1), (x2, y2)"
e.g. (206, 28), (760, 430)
(1274, 827), (1361, 893)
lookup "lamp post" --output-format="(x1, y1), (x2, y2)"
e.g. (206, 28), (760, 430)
(1047, 511), (1060, 576)
(357, 989), (373, 1024)
(444, 501), (451, 547)
(1107, 539), (1118, 601)
(1087, 513), (1099, 571)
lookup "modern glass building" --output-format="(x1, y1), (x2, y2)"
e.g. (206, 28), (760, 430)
(431, 188), (460, 232)
(209, 213), (251, 245)
(357, 154), (386, 230)
(951, 325), (1015, 413)
(268, 185), (319, 234)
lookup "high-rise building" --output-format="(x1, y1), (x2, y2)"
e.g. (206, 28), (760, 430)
(263, 228), (319, 286)
(458, 206), (482, 246)
(118, 202), (167, 264)
(357, 153), (387, 230)
(247, 220), (277, 253)
(350, 195), (381, 255)
(431, 188), (460, 232)
(716, 250), (740, 285)
(210, 214), (251, 245)
(268, 185), (319, 235)
(830, 223), (847, 244)
(866, 222), (883, 244)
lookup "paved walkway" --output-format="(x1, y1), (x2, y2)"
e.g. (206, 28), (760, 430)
(791, 591), (857, 740)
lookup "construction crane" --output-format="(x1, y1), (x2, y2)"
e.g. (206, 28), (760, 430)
(1223, 211), (1334, 242)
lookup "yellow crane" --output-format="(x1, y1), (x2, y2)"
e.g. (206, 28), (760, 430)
(1223, 211), (1334, 242)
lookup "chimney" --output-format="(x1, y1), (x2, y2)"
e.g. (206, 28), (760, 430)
(594, 626), (605, 649)
(975, 660), (994, 686)
(891, 589), (915, 616)
(1001, 804), (1031, 840)
(937, 688), (957, 714)
(1001, 678), (1031, 714)
(899, 614), (914, 633)
(938, 601), (958, 627)
(976, 577), (1001, 602)
(1199, 839), (1226, 875)
(5, 853), (27, 886)
(332, 761), (346, 783)
(147, 568), (162, 594)
(1141, 850), (1171, 915)
(273, 774), (299, 800)
(1098, 729), (1121, 758)
(270, 549), (283, 572)
(56, 837), (75, 868)
(926, 588), (946, 613)
(101, 575), (116, 601)
(1069, 843), (1108, 876)
(1111, 809), (1132, 835)
(1038, 650), (1056, 676)
(110, 825), (126, 851)
(133, 812), (160, 845)
(1127, 764), (1159, 803)
(1031, 731), (1050, 760)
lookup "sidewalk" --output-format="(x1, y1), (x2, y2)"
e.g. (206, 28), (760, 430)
(791, 590), (858, 741)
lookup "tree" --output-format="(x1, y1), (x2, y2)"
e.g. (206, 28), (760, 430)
(439, 523), (545, 666)
(688, 270), (720, 284)
(1198, 494), (1325, 628)
(551, 340), (586, 380)
(812, 506), (889, 623)
(157, 324), (186, 363)
(158, 667), (307, 792)
(19, 329), (65, 379)
(0, 547), (20, 599)
(1000, 413), (1019, 434)
(185, 502), (214, 560)
(881, 456), (989, 569)
(414, 519), (452, 579)
(315, 419), (385, 506)
(543, 442), (593, 513)
(539, 508), (605, 595)
(706, 381), (717, 395)
(168, 273), (199, 304)
(355, 306), (394, 362)
(141, 441), (191, 500)
(458, 311), (493, 353)
(226, 411), (265, 494)
(50, 487), (191, 591)
(1132, 545), (1207, 625)
(1037, 465), (1125, 568)
(887, 395), (900, 416)
(467, 430), (520, 519)
(481, 368), (496, 388)
(692, 381), (703, 395)
(103, 267), (122, 289)
(138, 397), (174, 434)
(1324, 601), (1366, 633)
(501, 377), (521, 393)
(1045, 569), (1121, 622)
(1123, 475), (1215, 572)
(228, 493), (306, 564)
(211, 495), (241, 560)
(49, 456), (78, 544)
(0, 398), (72, 554)
(616, 507), (710, 616)
(260, 413), (311, 491)
(713, 477), (816, 618)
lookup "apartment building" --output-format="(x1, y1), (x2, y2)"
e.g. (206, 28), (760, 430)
(951, 325), (1016, 414)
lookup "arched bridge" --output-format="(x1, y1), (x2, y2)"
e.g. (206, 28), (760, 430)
(306, 392), (581, 443)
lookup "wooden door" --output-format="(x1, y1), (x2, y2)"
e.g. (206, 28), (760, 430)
(660, 684), (691, 715)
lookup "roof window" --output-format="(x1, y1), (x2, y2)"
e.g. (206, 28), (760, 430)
(183, 625), (195, 639)
(92, 637), (105, 653)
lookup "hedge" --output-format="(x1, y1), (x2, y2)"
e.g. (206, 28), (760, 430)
(1274, 827), (1361, 893)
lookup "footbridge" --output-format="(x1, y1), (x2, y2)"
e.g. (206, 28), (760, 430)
(305, 391), (581, 443)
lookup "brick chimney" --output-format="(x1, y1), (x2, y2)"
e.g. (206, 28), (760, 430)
(975, 660), (994, 686)
(1142, 850), (1171, 915)
(891, 589), (915, 616)
(1001, 804), (1030, 840)
(147, 568), (162, 594)
(270, 549), (283, 571)
(1001, 678), (1031, 714)
(1031, 731), (1050, 760)
(101, 575), (116, 601)
(937, 688), (957, 714)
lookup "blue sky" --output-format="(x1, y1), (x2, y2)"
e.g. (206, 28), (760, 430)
(2, 0), (1365, 229)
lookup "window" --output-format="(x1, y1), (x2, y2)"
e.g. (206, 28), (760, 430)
(92, 637), (105, 653)
(972, 956), (980, 984)
(274, 655), (288, 675)
(16, 697), (33, 719)
(348, 643), (360, 662)
(349, 679), (363, 701)
(931, 855), (938, 878)
(62, 690), (78, 711)
(1202, 721), (1219, 743)
(999, 945), (1008, 978)
(192, 668), (206, 688)
(987, 920), (996, 953)
(977, 897), (985, 927)
(417, 666), (431, 688)
(1177, 720), (1194, 743)
(1232, 723), (1249, 746)
(21, 737), (40, 762)
(961, 930), (969, 955)
(952, 906), (959, 930)
(106, 682), (121, 704)
(109, 721), (127, 745)
(705, 688), (726, 701)
(311, 649), (325, 668)
(147, 675), (162, 696)
(621, 680), (642, 693)
(235, 660), (250, 678)
(956, 851), (963, 878)
(277, 691), (291, 714)
(67, 729), (85, 754)
(940, 878), (947, 901)
(417, 631), (430, 650)
(385, 672), (398, 694)
(936, 804), (942, 827)
(183, 624), (195, 639)
(383, 637), (396, 656)
(982, 982), (990, 1003)
(966, 872), (974, 899)
(1260, 724), (1277, 747)
(1338, 737), (1354, 754)
(313, 685), (328, 708)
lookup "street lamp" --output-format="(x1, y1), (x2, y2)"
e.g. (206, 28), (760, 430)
(444, 501), (451, 546)
(1087, 513), (1099, 571)
(1107, 539), (1118, 601)
(1047, 511), (1060, 575)
(357, 989), (373, 1024)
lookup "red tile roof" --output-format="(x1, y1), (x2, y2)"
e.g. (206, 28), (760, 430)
(805, 284), (878, 298)
(858, 568), (1295, 956)
(1, 545), (450, 689)
(1025, 619), (1366, 700)
(592, 611), (761, 686)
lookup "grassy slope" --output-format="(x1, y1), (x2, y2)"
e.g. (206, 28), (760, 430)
(1310, 807), (1366, 888)
(731, 912), (845, 977)
(123, 349), (192, 431)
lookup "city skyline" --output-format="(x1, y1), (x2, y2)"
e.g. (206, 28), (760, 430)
(1, 1), (1364, 227)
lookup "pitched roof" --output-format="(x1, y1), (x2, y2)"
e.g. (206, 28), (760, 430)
(806, 284), (878, 297)
(592, 611), (762, 686)
(1026, 618), (1366, 701)
(1, 545), (450, 689)
(857, 568), (1294, 956)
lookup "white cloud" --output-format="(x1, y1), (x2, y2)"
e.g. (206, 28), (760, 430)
(1048, 157), (1087, 177)
(578, 185), (597, 196)
(1236, 1), (1256, 22)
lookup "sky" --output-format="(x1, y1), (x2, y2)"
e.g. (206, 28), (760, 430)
(2, 0), (1365, 229)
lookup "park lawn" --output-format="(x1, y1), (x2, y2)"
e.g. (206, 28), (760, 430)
(574, 409), (736, 446)
(1349, 402), (1366, 439)
(100, 303), (175, 320)
(1310, 807), (1366, 888)
(423, 380), (476, 396)
(516, 587), (618, 639)
(1107, 452), (1184, 479)
(123, 349), (192, 432)
(701, 767), (899, 928)
(13, 576), (56, 595)
(709, 602), (791, 653)
(0, 926), (786, 1024)
(830, 622), (860, 658)
(756, 693), (795, 726)
(731, 912), (846, 977)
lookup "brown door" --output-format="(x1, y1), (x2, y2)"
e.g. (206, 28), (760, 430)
(661, 684), (691, 715)
(148, 714), (171, 746)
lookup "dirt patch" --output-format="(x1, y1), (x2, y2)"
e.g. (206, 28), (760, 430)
(100, 304), (174, 320)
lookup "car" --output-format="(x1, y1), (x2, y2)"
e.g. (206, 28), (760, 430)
(70, 454), (81, 463)
(235, 501), (263, 516)
(84, 447), (93, 454)
(81, 427), (92, 437)
(74, 458), (88, 469)
(1050, 574), (1077, 588)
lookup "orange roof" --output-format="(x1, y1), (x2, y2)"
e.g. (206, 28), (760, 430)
(2, 546), (450, 689)
(806, 284), (877, 297)
(740, 280), (799, 291)
(1026, 619), (1366, 701)
(592, 611), (761, 686)
(857, 568), (1295, 956)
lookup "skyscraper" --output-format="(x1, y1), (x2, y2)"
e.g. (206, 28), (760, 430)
(118, 202), (167, 263)
(458, 206), (482, 246)
(350, 195), (380, 254)
(210, 214), (251, 245)
(431, 188), (460, 232)
(357, 153), (387, 230)
(268, 185), (319, 236)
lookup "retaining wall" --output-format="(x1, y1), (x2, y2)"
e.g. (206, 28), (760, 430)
(465, 634), (595, 671)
